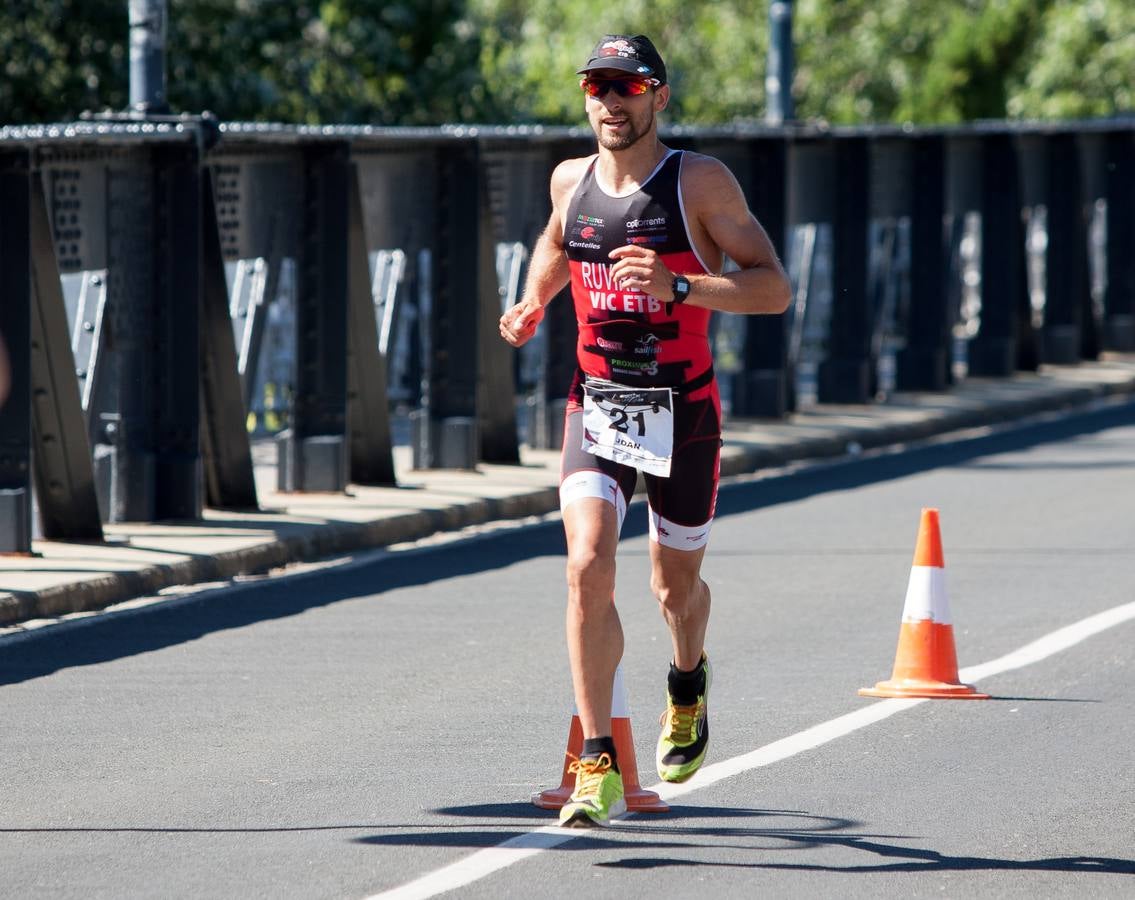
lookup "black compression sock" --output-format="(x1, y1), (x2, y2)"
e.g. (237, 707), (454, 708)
(581, 736), (619, 772)
(668, 656), (707, 705)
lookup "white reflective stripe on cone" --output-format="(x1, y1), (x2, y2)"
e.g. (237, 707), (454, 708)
(901, 565), (952, 624)
(612, 664), (630, 718)
(569, 664), (631, 719)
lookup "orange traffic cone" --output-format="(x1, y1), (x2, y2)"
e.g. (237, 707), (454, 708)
(532, 665), (669, 812)
(859, 508), (989, 700)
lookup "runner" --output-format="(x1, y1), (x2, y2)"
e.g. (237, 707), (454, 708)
(499, 33), (791, 827)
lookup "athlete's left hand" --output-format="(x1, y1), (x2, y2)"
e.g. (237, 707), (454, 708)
(608, 245), (675, 301)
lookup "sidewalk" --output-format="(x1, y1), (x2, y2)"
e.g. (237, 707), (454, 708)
(3, 356), (1133, 628)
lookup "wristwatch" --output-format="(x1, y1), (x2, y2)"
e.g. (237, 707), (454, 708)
(671, 274), (691, 304)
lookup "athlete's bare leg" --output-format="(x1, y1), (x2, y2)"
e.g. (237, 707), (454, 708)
(562, 497), (623, 739)
(649, 541), (711, 670)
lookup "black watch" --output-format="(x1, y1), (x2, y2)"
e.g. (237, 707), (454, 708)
(671, 274), (691, 304)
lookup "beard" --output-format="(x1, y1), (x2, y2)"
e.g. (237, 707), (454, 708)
(594, 107), (655, 151)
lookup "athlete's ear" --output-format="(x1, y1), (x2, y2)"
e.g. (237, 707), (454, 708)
(655, 84), (670, 113)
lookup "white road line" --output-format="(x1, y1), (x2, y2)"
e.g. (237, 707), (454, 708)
(367, 600), (1135, 900)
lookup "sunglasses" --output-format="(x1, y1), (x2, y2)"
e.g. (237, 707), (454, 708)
(580, 77), (658, 99)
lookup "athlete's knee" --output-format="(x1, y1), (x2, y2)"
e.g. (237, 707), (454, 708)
(565, 546), (616, 602)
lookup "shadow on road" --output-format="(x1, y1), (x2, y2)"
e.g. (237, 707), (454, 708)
(356, 802), (1135, 877)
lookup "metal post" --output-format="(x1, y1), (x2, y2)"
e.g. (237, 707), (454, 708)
(476, 147), (520, 464)
(817, 135), (873, 404)
(278, 144), (351, 492)
(418, 143), (482, 469)
(0, 150), (32, 553)
(968, 132), (1025, 376)
(733, 135), (791, 416)
(896, 135), (951, 390)
(151, 143), (204, 518)
(766, 1), (795, 125)
(1102, 129), (1135, 351)
(1039, 131), (1088, 363)
(129, 0), (169, 114)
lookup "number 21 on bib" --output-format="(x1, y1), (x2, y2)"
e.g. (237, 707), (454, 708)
(581, 380), (674, 478)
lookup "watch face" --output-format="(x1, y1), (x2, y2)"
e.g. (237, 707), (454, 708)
(674, 275), (690, 302)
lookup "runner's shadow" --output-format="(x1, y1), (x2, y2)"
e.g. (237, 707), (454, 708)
(598, 838), (1135, 876)
(359, 804), (1135, 879)
(357, 806), (868, 851)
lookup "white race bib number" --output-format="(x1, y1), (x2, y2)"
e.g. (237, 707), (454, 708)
(581, 379), (674, 477)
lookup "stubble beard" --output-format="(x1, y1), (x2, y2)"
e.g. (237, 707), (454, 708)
(595, 107), (654, 152)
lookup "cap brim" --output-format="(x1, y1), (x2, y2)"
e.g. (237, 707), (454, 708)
(576, 58), (658, 78)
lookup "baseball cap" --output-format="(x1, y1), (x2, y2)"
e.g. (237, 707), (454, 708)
(576, 34), (667, 85)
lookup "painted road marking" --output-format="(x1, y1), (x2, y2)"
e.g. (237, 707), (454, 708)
(368, 600), (1135, 899)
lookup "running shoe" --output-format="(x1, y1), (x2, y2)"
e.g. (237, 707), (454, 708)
(656, 655), (712, 783)
(558, 753), (626, 828)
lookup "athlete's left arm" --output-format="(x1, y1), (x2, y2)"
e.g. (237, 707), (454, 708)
(608, 155), (791, 315)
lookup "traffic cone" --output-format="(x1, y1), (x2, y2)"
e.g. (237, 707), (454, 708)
(532, 664), (669, 812)
(859, 508), (989, 700)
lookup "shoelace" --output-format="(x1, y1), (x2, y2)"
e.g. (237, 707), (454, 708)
(660, 700), (703, 743)
(567, 753), (614, 799)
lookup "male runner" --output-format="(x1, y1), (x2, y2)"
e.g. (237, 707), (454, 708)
(499, 34), (791, 827)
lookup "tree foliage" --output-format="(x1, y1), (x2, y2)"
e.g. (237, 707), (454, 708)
(1, 0), (1131, 127)
(166, 1), (485, 124)
(0, 0), (127, 123)
(469, 0), (767, 124)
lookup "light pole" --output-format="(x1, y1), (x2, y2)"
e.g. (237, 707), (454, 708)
(128, 0), (169, 114)
(766, 0), (795, 124)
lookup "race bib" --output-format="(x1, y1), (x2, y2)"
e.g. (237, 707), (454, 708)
(581, 378), (674, 477)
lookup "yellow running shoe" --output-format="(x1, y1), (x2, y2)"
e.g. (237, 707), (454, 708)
(656, 655), (712, 783)
(558, 753), (626, 828)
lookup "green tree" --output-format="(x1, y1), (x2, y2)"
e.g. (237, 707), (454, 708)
(2, 1), (1132, 127)
(1008, 0), (1135, 119)
(469, 0), (769, 124)
(166, 1), (484, 124)
(0, 0), (126, 124)
(902, 0), (1048, 122)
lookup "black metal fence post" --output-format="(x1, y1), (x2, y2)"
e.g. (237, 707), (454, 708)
(278, 142), (351, 491)
(818, 134), (873, 403)
(0, 149), (32, 552)
(968, 131), (1028, 376)
(418, 141), (483, 469)
(102, 146), (159, 520)
(1023, 130), (1089, 364)
(896, 134), (951, 390)
(1101, 128), (1135, 351)
(151, 142), (203, 518)
(733, 134), (791, 417)
(476, 140), (520, 464)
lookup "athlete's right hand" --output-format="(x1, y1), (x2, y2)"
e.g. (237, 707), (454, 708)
(499, 300), (545, 347)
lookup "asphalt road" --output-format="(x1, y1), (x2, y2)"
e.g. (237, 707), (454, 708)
(2, 400), (1133, 899)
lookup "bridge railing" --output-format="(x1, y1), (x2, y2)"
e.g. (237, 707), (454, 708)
(1, 117), (1132, 551)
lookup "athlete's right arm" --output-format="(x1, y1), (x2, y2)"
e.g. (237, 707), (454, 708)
(499, 158), (590, 348)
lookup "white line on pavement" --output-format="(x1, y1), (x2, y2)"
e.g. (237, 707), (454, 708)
(367, 600), (1135, 899)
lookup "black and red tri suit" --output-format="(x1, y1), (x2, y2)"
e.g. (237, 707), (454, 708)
(559, 149), (721, 548)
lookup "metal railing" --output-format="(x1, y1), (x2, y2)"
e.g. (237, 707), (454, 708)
(1, 116), (1133, 551)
